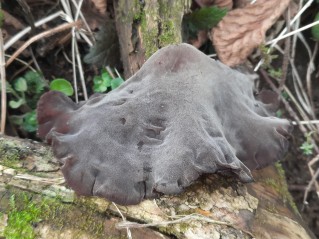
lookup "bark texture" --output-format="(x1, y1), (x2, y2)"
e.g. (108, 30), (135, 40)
(114, 0), (190, 78)
(0, 135), (315, 238)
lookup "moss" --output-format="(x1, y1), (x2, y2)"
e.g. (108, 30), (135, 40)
(4, 194), (41, 239)
(3, 190), (106, 239)
(263, 163), (299, 215)
(274, 163), (299, 215)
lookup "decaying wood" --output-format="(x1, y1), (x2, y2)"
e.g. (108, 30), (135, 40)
(0, 135), (315, 238)
(212, 0), (291, 66)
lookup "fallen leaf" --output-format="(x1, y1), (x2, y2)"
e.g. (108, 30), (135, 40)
(212, 0), (291, 66)
(91, 0), (107, 14)
(195, 0), (233, 9)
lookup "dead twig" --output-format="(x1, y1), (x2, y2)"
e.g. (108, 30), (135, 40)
(0, 27), (6, 134)
(6, 20), (82, 67)
(116, 213), (255, 238)
(279, 7), (291, 92)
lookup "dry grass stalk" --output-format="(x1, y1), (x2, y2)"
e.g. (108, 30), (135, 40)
(6, 20), (82, 67)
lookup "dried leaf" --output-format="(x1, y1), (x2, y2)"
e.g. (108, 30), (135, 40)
(212, 0), (291, 66)
(84, 23), (121, 68)
(195, 0), (233, 10)
(91, 0), (107, 14)
(81, 0), (108, 30)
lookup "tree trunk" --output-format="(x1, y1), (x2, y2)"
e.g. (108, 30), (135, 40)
(0, 134), (315, 239)
(114, 0), (190, 78)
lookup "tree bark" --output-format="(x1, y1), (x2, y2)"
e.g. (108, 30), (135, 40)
(114, 0), (190, 78)
(0, 135), (315, 238)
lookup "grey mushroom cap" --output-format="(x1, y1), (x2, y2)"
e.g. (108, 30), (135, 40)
(37, 43), (292, 205)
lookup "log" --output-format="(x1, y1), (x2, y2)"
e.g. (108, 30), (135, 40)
(0, 135), (315, 238)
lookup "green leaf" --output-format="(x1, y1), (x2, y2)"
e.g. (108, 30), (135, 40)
(111, 77), (124, 90)
(14, 77), (28, 92)
(101, 72), (112, 87)
(93, 75), (108, 93)
(300, 142), (314, 156)
(50, 78), (74, 96)
(186, 6), (227, 31)
(24, 71), (45, 94)
(22, 111), (38, 132)
(84, 24), (121, 68)
(311, 12), (319, 41)
(9, 99), (25, 109)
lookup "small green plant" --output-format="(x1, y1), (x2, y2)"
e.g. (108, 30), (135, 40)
(300, 132), (315, 156)
(93, 68), (124, 93)
(49, 78), (74, 96)
(259, 44), (279, 69)
(268, 68), (282, 79)
(4, 195), (41, 239)
(0, 71), (46, 133)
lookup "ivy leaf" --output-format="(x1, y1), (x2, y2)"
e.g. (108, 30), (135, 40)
(9, 99), (25, 109)
(311, 12), (319, 41)
(111, 77), (124, 90)
(185, 6), (227, 31)
(50, 78), (74, 96)
(22, 111), (38, 132)
(14, 77), (28, 92)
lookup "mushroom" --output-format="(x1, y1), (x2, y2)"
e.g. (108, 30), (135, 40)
(37, 44), (292, 205)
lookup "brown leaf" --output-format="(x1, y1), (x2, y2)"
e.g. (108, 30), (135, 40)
(91, 0), (107, 14)
(212, 0), (291, 66)
(81, 0), (108, 30)
(195, 0), (233, 9)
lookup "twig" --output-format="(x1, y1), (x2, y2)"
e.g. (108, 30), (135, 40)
(292, 120), (319, 126)
(260, 69), (306, 134)
(4, 54), (36, 72)
(4, 10), (64, 50)
(303, 155), (319, 206)
(266, 20), (319, 46)
(112, 202), (132, 239)
(306, 42), (318, 112)
(6, 20), (82, 67)
(254, 0), (314, 71)
(0, 28), (6, 134)
(278, 7), (291, 92)
(116, 213), (255, 238)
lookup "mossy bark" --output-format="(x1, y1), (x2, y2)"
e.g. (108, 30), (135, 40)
(113, 0), (190, 78)
(0, 135), (316, 239)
